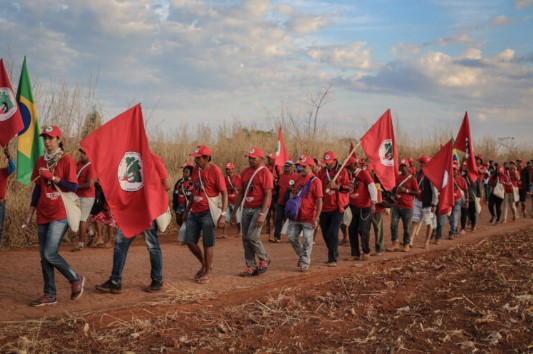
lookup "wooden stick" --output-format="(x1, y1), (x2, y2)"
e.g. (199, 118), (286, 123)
(324, 140), (361, 193)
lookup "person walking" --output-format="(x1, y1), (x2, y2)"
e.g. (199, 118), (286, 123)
(23, 125), (84, 306)
(488, 166), (507, 225)
(231, 148), (273, 276)
(517, 159), (530, 218)
(286, 155), (323, 272)
(96, 152), (171, 293)
(71, 148), (96, 252)
(0, 146), (15, 243)
(224, 162), (242, 237)
(271, 160), (296, 243)
(410, 155), (438, 248)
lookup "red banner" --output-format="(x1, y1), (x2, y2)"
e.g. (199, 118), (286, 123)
(274, 127), (290, 167)
(81, 104), (168, 237)
(453, 111), (478, 182)
(0, 59), (24, 147)
(422, 139), (455, 214)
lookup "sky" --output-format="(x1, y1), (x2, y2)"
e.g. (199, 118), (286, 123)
(2, 0), (533, 142)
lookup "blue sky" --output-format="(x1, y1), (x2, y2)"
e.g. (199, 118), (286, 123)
(2, 0), (532, 141)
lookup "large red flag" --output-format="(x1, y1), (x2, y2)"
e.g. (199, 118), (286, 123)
(0, 59), (24, 147)
(422, 139), (455, 214)
(80, 104), (168, 237)
(274, 127), (290, 167)
(453, 111), (478, 182)
(360, 109), (398, 191)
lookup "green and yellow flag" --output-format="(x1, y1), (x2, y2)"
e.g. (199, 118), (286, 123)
(16, 57), (44, 185)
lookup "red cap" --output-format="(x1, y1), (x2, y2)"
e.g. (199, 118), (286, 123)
(347, 156), (358, 165)
(408, 157), (414, 163)
(297, 155), (316, 167)
(268, 153), (276, 160)
(417, 155), (430, 164)
(400, 158), (408, 166)
(40, 125), (62, 139)
(452, 163), (459, 170)
(245, 147), (264, 159)
(190, 145), (212, 157)
(181, 162), (194, 168)
(498, 166), (504, 173)
(322, 151), (336, 163)
(510, 160), (517, 165)
(225, 162), (235, 170)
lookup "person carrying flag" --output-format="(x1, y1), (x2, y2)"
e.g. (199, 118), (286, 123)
(231, 148), (273, 276)
(317, 151), (350, 266)
(96, 152), (171, 293)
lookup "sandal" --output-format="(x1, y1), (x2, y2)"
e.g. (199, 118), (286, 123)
(196, 276), (210, 284)
(194, 269), (205, 280)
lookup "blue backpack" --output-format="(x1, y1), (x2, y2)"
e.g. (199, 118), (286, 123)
(285, 177), (316, 220)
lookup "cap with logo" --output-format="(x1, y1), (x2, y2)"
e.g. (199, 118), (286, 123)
(190, 145), (212, 157)
(225, 162), (235, 170)
(245, 147), (264, 159)
(297, 154), (316, 167)
(40, 125), (62, 139)
(322, 151), (336, 163)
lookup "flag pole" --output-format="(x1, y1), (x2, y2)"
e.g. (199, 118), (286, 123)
(331, 140), (361, 182)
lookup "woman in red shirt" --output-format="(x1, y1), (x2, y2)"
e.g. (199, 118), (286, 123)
(488, 166), (508, 224)
(503, 163), (519, 222)
(22, 126), (84, 307)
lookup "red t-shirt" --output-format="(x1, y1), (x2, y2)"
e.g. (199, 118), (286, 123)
(408, 166), (416, 176)
(240, 165), (274, 209)
(292, 174), (323, 223)
(152, 154), (169, 181)
(454, 174), (468, 201)
(0, 168), (9, 200)
(174, 178), (193, 207)
(508, 170), (519, 190)
(318, 166), (350, 212)
(394, 174), (419, 209)
(225, 174), (242, 205)
(190, 164), (226, 214)
(277, 172), (298, 205)
(348, 169), (375, 208)
(31, 154), (78, 224)
(76, 161), (96, 198)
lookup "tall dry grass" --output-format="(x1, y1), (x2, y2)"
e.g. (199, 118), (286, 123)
(1, 79), (532, 247)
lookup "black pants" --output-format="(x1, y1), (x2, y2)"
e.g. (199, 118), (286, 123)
(273, 204), (286, 240)
(319, 210), (343, 263)
(488, 194), (503, 222)
(348, 206), (372, 256)
(460, 201), (477, 230)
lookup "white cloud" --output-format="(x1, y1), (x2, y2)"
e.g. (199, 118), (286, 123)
(490, 15), (511, 27)
(285, 14), (327, 33)
(308, 42), (371, 69)
(515, 0), (533, 10)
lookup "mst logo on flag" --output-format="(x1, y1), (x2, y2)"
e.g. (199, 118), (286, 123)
(379, 139), (394, 167)
(0, 88), (18, 121)
(118, 152), (143, 191)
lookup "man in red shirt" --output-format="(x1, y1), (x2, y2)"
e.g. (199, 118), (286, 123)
(231, 148), (273, 276)
(286, 155), (323, 272)
(224, 162), (242, 237)
(264, 153), (280, 235)
(182, 146), (228, 284)
(71, 148), (96, 251)
(317, 151), (350, 266)
(386, 159), (420, 252)
(448, 163), (468, 239)
(0, 147), (15, 243)
(348, 158), (378, 260)
(271, 160), (296, 243)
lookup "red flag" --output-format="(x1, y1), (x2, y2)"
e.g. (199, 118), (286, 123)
(274, 127), (290, 167)
(360, 109), (398, 191)
(0, 59), (24, 147)
(453, 111), (478, 182)
(422, 139), (455, 214)
(80, 104), (168, 237)
(348, 142), (355, 156)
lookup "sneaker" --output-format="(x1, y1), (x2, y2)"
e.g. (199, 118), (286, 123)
(360, 253), (370, 261)
(386, 242), (400, 252)
(268, 237), (280, 243)
(402, 244), (410, 252)
(145, 279), (163, 292)
(71, 245), (84, 252)
(95, 279), (122, 294)
(371, 252), (383, 256)
(239, 266), (258, 277)
(489, 216), (495, 224)
(30, 294), (57, 307)
(257, 259), (271, 275)
(326, 261), (337, 267)
(300, 265), (309, 272)
(71, 275), (85, 300)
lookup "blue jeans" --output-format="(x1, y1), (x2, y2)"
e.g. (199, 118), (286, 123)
(0, 201), (5, 242)
(110, 221), (162, 282)
(241, 207), (269, 266)
(185, 211), (215, 247)
(390, 207), (413, 246)
(435, 213), (447, 240)
(287, 221), (314, 267)
(448, 199), (463, 236)
(38, 219), (79, 297)
(319, 209), (343, 263)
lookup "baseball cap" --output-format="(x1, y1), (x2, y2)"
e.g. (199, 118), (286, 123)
(497, 166), (505, 173)
(417, 155), (430, 164)
(322, 151), (336, 163)
(225, 162), (235, 170)
(182, 162), (194, 168)
(190, 145), (212, 157)
(408, 157), (414, 163)
(400, 158), (408, 166)
(284, 160), (294, 166)
(346, 156), (358, 165)
(296, 155), (316, 167)
(245, 147), (264, 159)
(40, 125), (62, 139)
(268, 153), (276, 160)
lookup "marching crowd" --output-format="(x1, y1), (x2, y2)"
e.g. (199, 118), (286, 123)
(0, 125), (532, 307)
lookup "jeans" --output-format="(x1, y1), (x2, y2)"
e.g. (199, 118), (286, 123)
(435, 213), (447, 240)
(241, 207), (269, 267)
(448, 199), (463, 236)
(390, 207), (413, 246)
(185, 211), (215, 247)
(111, 221), (163, 282)
(319, 209), (343, 263)
(371, 212), (384, 253)
(0, 202), (5, 242)
(38, 219), (79, 297)
(273, 203), (286, 240)
(348, 206), (372, 257)
(287, 221), (315, 267)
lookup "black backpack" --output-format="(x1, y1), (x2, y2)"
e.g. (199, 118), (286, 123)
(91, 182), (106, 215)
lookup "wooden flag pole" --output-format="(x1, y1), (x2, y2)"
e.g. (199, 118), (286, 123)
(324, 140), (361, 193)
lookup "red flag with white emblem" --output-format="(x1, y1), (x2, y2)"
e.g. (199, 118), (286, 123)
(453, 111), (478, 182)
(274, 127), (290, 168)
(0, 59), (24, 147)
(422, 139), (455, 214)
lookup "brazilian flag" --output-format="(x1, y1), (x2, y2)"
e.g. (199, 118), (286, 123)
(16, 57), (44, 185)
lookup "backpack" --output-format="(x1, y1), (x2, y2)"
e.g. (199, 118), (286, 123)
(90, 182), (106, 215)
(285, 177), (315, 220)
